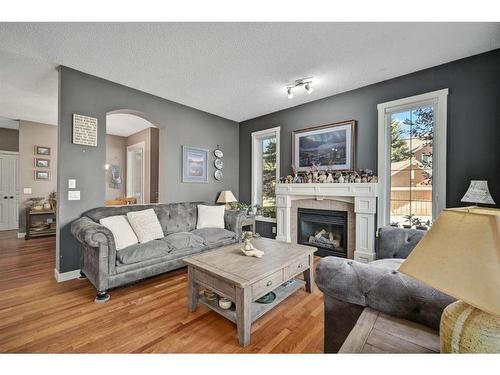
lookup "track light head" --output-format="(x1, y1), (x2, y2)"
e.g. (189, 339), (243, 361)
(287, 87), (294, 99)
(285, 77), (313, 98)
(305, 83), (313, 94)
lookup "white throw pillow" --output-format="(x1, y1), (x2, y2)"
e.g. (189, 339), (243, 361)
(196, 205), (225, 229)
(126, 208), (165, 243)
(99, 215), (138, 250)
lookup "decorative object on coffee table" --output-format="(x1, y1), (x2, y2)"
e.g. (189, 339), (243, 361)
(256, 291), (276, 304)
(218, 298), (233, 310)
(184, 238), (316, 346)
(399, 207), (500, 353)
(241, 231), (264, 258)
(217, 190), (237, 209)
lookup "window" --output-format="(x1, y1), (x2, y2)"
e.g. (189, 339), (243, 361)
(251, 127), (280, 220)
(378, 89), (448, 229)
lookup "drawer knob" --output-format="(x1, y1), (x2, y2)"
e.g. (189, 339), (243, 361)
(266, 280), (272, 286)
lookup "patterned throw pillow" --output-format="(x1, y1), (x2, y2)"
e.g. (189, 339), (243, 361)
(126, 209), (164, 243)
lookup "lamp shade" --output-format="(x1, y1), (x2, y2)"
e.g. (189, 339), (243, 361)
(217, 190), (237, 204)
(461, 180), (495, 205)
(399, 207), (500, 316)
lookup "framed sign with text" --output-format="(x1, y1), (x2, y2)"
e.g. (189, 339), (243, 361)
(73, 114), (98, 147)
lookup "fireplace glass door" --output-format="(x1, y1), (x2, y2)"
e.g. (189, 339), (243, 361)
(297, 208), (347, 258)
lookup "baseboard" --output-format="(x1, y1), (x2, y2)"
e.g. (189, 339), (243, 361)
(17, 232), (26, 239)
(54, 268), (81, 282)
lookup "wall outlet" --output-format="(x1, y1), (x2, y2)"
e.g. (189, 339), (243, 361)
(23, 187), (32, 194)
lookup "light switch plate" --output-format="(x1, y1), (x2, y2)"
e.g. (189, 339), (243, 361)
(23, 187), (32, 194)
(68, 190), (81, 201)
(68, 179), (76, 189)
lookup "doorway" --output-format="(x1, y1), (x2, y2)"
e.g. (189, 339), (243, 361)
(0, 152), (19, 230)
(126, 142), (146, 204)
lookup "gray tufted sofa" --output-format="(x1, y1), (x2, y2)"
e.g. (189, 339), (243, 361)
(315, 226), (455, 353)
(71, 202), (246, 302)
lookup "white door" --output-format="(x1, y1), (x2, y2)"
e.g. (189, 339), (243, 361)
(127, 142), (145, 204)
(0, 152), (19, 231)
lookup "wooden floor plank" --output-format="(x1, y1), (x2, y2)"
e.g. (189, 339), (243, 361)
(0, 231), (324, 353)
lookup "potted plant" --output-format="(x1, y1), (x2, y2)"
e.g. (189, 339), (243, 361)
(402, 214), (414, 229)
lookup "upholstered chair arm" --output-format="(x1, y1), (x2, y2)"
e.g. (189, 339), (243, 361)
(224, 210), (246, 239)
(315, 256), (455, 330)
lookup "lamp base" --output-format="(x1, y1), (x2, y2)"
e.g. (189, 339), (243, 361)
(440, 300), (500, 353)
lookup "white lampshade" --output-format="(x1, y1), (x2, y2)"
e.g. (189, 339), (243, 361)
(217, 190), (237, 204)
(461, 180), (495, 205)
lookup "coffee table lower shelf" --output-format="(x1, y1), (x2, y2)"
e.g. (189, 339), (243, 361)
(199, 278), (306, 324)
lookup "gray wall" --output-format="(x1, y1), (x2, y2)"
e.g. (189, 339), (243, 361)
(0, 128), (19, 152)
(239, 49), (500, 209)
(58, 67), (239, 273)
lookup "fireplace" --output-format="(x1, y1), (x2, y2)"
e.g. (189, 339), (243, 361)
(297, 208), (348, 258)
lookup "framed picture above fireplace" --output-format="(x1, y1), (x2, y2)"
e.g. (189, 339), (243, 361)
(292, 120), (356, 172)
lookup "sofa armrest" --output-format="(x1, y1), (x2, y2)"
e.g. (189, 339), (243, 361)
(377, 226), (426, 259)
(315, 256), (455, 330)
(224, 210), (246, 240)
(71, 216), (115, 249)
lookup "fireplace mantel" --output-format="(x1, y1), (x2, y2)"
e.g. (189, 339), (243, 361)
(275, 183), (378, 263)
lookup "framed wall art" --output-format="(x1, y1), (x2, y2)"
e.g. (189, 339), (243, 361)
(34, 170), (51, 181)
(182, 146), (208, 183)
(34, 158), (50, 168)
(34, 145), (51, 156)
(292, 120), (356, 172)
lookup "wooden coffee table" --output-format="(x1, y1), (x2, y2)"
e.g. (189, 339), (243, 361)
(184, 238), (316, 346)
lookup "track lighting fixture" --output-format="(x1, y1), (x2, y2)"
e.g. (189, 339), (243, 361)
(285, 78), (313, 99)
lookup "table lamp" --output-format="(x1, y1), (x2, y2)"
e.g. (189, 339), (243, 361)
(399, 207), (500, 353)
(461, 180), (495, 206)
(217, 190), (237, 209)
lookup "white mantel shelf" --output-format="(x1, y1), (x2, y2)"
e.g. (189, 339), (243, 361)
(275, 183), (379, 263)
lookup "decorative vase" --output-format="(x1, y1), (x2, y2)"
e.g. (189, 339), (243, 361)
(440, 300), (500, 353)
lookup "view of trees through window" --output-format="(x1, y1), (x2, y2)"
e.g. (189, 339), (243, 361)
(261, 136), (277, 217)
(390, 105), (434, 228)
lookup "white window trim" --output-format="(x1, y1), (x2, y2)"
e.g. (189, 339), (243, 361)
(377, 88), (448, 228)
(251, 126), (280, 211)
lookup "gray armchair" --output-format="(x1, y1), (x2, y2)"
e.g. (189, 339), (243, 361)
(315, 226), (455, 353)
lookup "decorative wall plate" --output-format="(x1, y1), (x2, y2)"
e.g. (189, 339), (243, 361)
(214, 158), (224, 170)
(214, 170), (223, 181)
(214, 149), (223, 158)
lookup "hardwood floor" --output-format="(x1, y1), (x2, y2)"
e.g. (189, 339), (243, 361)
(0, 231), (324, 353)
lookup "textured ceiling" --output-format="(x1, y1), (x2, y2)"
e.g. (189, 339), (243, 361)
(0, 22), (499, 125)
(106, 113), (154, 137)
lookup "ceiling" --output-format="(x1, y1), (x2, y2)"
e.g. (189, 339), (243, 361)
(106, 113), (154, 137)
(0, 23), (499, 125)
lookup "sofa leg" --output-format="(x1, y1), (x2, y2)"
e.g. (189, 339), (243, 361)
(95, 290), (110, 303)
(79, 271), (87, 280)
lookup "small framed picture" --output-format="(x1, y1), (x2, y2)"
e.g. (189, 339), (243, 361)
(34, 158), (50, 168)
(34, 170), (50, 180)
(35, 145), (51, 156)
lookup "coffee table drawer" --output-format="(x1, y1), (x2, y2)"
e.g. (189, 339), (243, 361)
(193, 269), (235, 299)
(252, 270), (283, 300)
(285, 255), (310, 279)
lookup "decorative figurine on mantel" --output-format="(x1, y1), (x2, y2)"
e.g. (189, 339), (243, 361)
(241, 231), (264, 258)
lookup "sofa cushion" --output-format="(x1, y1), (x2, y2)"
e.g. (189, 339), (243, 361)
(377, 227), (426, 259)
(191, 228), (237, 245)
(116, 239), (172, 265)
(99, 215), (138, 250)
(163, 232), (205, 251)
(155, 202), (203, 235)
(196, 205), (225, 229)
(127, 209), (165, 243)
